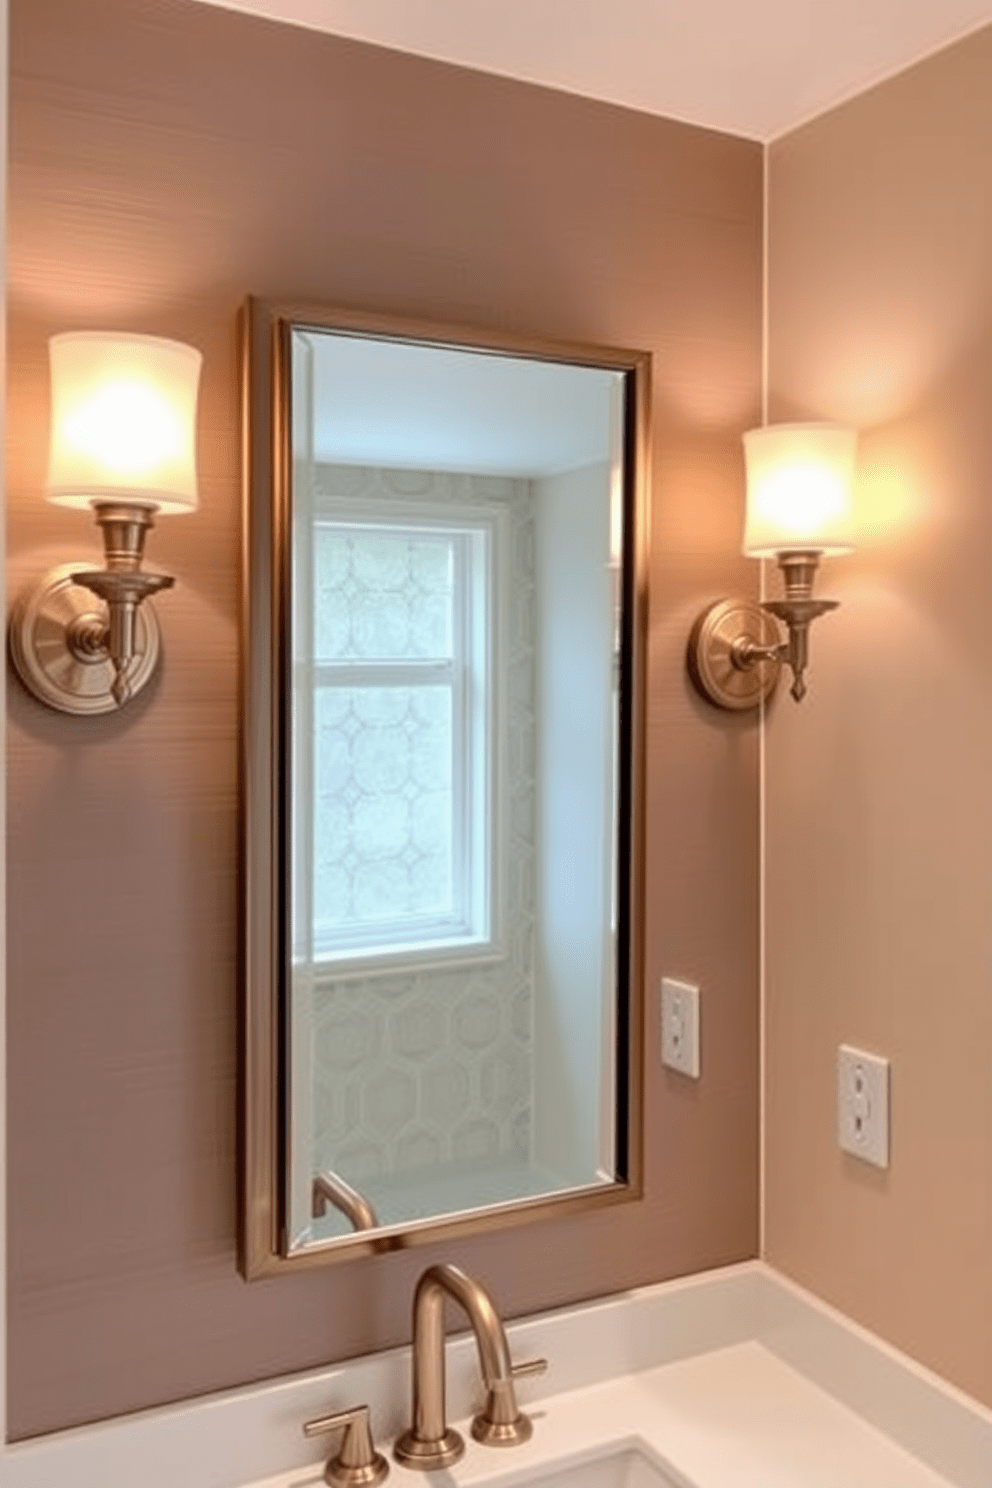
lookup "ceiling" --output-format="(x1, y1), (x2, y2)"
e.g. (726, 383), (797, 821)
(298, 331), (619, 476)
(194, 0), (992, 140)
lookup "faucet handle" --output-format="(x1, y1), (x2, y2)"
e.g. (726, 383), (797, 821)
(303, 1404), (389, 1488)
(471, 1356), (549, 1448)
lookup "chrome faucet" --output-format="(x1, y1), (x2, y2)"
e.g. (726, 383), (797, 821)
(394, 1263), (547, 1471)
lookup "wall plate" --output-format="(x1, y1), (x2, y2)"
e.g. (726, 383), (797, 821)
(837, 1044), (890, 1169)
(661, 977), (700, 1079)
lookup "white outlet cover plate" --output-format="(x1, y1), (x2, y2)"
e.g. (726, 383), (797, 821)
(661, 977), (700, 1079)
(837, 1043), (890, 1169)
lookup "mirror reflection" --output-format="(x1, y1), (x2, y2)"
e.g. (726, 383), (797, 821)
(241, 304), (646, 1267)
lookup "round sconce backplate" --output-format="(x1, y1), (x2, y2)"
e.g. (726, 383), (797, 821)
(9, 561), (162, 715)
(688, 598), (781, 711)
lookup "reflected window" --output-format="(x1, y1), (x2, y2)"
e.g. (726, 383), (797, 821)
(294, 514), (493, 964)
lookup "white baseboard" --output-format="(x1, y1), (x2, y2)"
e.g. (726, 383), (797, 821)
(750, 1266), (992, 1488)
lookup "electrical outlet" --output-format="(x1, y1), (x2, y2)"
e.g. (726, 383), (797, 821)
(838, 1044), (890, 1169)
(661, 977), (700, 1078)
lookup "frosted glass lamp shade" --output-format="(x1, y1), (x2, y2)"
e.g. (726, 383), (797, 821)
(742, 423), (857, 557)
(46, 332), (202, 514)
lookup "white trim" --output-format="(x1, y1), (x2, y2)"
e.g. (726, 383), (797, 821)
(309, 492), (504, 526)
(753, 1268), (992, 1488)
(303, 938), (509, 982)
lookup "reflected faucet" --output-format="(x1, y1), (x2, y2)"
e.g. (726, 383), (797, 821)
(312, 1171), (378, 1232)
(394, 1263), (547, 1471)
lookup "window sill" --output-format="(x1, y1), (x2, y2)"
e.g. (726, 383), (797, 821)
(297, 937), (507, 983)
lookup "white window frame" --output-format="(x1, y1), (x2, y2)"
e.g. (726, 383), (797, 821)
(292, 492), (507, 978)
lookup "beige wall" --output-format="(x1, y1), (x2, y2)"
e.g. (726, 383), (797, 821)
(6, 0), (764, 1438)
(765, 25), (992, 1408)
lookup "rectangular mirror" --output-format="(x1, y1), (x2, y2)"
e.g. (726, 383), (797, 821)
(240, 300), (648, 1275)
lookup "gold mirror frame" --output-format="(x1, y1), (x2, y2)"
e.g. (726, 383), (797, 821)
(238, 297), (649, 1277)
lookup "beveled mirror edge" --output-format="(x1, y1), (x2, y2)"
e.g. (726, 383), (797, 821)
(238, 296), (651, 1281)
(239, 298), (281, 1280)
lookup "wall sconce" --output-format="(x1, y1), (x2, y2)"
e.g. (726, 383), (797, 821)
(9, 332), (202, 714)
(689, 422), (857, 709)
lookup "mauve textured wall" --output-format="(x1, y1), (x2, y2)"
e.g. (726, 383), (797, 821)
(765, 24), (992, 1410)
(6, 0), (763, 1438)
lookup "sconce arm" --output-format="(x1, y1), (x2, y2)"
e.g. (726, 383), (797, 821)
(729, 634), (788, 669)
(70, 569), (173, 706)
(761, 596), (838, 703)
(70, 503), (175, 707)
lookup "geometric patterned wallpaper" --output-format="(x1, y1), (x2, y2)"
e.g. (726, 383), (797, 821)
(304, 466), (536, 1191)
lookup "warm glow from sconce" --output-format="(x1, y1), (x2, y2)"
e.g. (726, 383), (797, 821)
(60, 379), (186, 480)
(46, 332), (202, 513)
(742, 422), (857, 556)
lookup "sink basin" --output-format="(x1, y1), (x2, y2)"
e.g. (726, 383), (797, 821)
(485, 1446), (680, 1488)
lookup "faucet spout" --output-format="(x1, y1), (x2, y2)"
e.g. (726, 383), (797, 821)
(312, 1171), (378, 1232)
(393, 1263), (545, 1471)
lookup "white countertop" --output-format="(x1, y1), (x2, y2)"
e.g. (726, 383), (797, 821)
(5, 1266), (988, 1488)
(250, 1341), (957, 1488)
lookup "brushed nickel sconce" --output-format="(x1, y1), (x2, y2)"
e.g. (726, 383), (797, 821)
(10, 332), (202, 714)
(689, 422), (857, 709)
